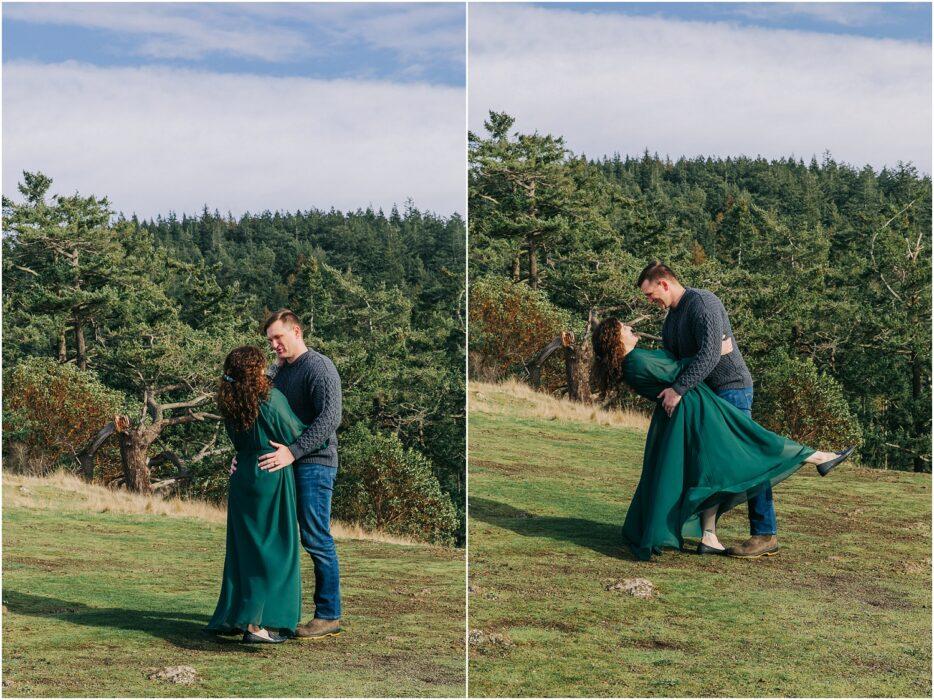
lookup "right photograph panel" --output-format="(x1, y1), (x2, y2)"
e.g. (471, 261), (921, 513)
(467, 3), (932, 697)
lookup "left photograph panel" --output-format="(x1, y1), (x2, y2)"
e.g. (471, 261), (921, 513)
(2, 3), (467, 697)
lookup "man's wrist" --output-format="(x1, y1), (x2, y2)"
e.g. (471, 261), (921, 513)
(672, 383), (687, 397)
(287, 444), (303, 462)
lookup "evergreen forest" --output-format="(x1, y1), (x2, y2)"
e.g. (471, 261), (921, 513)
(3, 172), (466, 544)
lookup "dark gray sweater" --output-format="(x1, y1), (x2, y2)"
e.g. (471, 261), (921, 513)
(270, 349), (342, 468)
(662, 287), (753, 396)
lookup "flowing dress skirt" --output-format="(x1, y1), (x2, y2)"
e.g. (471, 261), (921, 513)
(621, 348), (815, 560)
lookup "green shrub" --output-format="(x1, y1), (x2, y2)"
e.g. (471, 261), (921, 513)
(3, 357), (125, 477)
(469, 276), (569, 384)
(752, 350), (863, 453)
(334, 424), (459, 546)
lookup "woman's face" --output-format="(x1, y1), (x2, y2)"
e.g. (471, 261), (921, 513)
(619, 324), (639, 349)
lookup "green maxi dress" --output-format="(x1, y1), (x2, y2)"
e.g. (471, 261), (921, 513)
(621, 348), (815, 561)
(206, 388), (308, 634)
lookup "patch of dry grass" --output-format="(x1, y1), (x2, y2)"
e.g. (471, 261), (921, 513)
(469, 379), (650, 432)
(3, 471), (424, 546)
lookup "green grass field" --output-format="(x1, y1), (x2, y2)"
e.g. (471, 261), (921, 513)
(467, 382), (932, 697)
(2, 474), (466, 697)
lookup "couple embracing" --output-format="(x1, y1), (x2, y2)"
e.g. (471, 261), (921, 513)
(593, 262), (855, 561)
(205, 310), (343, 644)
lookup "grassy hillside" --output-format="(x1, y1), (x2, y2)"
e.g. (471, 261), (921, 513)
(467, 381), (932, 697)
(3, 473), (465, 697)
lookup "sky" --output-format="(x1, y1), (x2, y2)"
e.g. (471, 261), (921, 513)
(2, 3), (466, 218)
(470, 2), (932, 174)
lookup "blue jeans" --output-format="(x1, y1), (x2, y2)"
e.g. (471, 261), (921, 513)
(715, 387), (778, 536)
(294, 463), (342, 620)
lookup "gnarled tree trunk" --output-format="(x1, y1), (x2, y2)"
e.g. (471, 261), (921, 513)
(118, 420), (156, 493)
(527, 238), (539, 290)
(73, 318), (87, 370)
(57, 330), (67, 363)
(528, 329), (592, 404)
(77, 389), (221, 492)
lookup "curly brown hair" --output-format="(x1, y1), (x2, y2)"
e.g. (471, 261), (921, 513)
(217, 346), (272, 431)
(592, 317), (628, 395)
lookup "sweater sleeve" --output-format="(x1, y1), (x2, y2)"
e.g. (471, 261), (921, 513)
(671, 300), (723, 396)
(287, 360), (342, 462)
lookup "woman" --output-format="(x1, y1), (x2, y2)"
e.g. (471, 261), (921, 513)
(592, 318), (853, 561)
(206, 346), (309, 643)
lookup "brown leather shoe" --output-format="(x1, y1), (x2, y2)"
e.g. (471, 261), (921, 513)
(726, 535), (779, 558)
(294, 618), (342, 640)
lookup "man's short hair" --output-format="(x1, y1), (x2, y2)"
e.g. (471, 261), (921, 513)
(262, 309), (303, 335)
(636, 261), (679, 288)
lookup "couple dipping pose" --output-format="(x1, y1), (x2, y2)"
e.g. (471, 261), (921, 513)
(593, 262), (855, 561)
(205, 310), (344, 644)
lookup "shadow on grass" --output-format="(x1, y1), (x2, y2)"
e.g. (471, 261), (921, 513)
(4, 589), (262, 653)
(470, 497), (636, 559)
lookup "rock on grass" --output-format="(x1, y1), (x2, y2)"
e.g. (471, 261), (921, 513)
(605, 577), (656, 598)
(468, 628), (514, 649)
(147, 666), (198, 685)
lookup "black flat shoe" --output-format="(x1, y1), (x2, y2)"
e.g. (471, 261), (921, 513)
(696, 542), (727, 555)
(243, 630), (287, 644)
(817, 445), (856, 477)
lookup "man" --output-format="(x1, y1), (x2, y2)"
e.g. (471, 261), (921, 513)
(231, 309), (344, 636)
(637, 261), (778, 558)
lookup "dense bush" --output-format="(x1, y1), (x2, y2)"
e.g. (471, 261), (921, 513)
(751, 350), (863, 452)
(334, 424), (460, 546)
(3, 357), (124, 477)
(468, 276), (569, 384)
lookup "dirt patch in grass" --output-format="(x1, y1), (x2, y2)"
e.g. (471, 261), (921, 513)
(470, 459), (511, 472)
(791, 569), (921, 611)
(541, 619), (582, 633)
(627, 637), (691, 651)
(901, 558), (932, 576)
(4, 555), (98, 573)
(479, 461), (539, 477)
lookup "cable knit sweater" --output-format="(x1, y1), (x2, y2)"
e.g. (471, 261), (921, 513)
(662, 287), (753, 396)
(270, 349), (342, 468)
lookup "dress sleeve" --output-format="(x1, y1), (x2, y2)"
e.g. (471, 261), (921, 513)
(261, 391), (318, 448)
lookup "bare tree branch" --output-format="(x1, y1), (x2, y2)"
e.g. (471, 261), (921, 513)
(160, 394), (212, 413)
(161, 411), (222, 427)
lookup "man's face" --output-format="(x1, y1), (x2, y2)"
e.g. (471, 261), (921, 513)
(266, 320), (302, 361)
(640, 279), (671, 308)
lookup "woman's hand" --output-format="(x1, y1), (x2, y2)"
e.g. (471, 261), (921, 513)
(720, 336), (733, 356)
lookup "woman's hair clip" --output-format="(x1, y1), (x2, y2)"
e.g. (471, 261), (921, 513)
(223, 374), (236, 383)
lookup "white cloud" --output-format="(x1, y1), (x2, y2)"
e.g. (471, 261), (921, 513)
(2, 62), (465, 217)
(1, 4), (309, 61)
(348, 5), (466, 60)
(1, 3), (466, 68)
(731, 3), (888, 29)
(469, 5), (932, 173)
